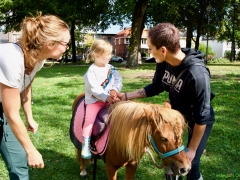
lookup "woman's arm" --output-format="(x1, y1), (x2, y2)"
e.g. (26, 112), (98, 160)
(118, 88), (147, 101)
(1, 83), (44, 168)
(20, 83), (39, 133)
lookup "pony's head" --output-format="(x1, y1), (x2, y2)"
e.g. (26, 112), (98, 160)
(145, 103), (191, 176)
(108, 101), (190, 176)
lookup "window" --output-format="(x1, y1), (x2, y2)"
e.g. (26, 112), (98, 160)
(227, 42), (232, 48)
(12, 34), (21, 42)
(141, 38), (147, 44)
(125, 38), (130, 44)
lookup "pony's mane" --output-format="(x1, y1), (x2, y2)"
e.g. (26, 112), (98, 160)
(108, 101), (186, 162)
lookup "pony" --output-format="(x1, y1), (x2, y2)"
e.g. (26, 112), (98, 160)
(71, 93), (191, 180)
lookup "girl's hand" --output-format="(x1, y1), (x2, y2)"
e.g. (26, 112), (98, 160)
(110, 90), (117, 98)
(106, 95), (114, 104)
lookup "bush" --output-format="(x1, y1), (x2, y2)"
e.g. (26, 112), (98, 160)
(208, 57), (230, 63)
(141, 52), (146, 57)
(224, 50), (231, 59)
(198, 43), (216, 60)
(237, 51), (240, 60)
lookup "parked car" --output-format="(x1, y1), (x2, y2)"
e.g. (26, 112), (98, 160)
(144, 57), (156, 63)
(110, 55), (124, 63)
(57, 55), (80, 63)
(75, 55), (80, 61)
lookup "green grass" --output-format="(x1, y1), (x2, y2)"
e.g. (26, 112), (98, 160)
(0, 61), (240, 180)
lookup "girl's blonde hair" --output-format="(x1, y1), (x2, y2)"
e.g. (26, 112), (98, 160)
(86, 39), (112, 63)
(18, 12), (69, 66)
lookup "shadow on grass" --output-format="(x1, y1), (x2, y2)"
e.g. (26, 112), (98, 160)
(28, 148), (166, 180)
(28, 148), (81, 180)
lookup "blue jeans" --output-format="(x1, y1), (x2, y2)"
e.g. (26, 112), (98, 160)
(0, 104), (29, 180)
(186, 110), (214, 180)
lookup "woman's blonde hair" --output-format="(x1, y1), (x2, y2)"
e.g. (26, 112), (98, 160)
(18, 12), (69, 66)
(86, 39), (112, 63)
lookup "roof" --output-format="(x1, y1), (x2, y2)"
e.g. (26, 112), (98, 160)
(115, 27), (148, 38)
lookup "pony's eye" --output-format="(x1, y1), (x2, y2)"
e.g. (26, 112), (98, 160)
(161, 137), (168, 142)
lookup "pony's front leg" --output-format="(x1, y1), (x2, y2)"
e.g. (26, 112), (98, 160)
(80, 157), (87, 178)
(106, 163), (118, 180)
(76, 148), (88, 178)
(125, 162), (138, 180)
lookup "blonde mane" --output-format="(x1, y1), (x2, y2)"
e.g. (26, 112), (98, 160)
(108, 101), (186, 162)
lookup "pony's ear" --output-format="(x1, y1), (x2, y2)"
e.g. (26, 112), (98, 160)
(163, 100), (171, 109)
(143, 107), (152, 119)
(143, 107), (155, 124)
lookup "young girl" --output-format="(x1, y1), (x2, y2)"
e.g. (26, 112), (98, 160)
(82, 39), (123, 159)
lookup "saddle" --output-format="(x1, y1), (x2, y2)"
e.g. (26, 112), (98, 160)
(70, 94), (110, 155)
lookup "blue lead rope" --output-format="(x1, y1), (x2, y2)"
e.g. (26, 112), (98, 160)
(150, 135), (188, 159)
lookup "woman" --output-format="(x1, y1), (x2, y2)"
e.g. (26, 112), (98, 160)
(0, 12), (70, 180)
(118, 23), (215, 180)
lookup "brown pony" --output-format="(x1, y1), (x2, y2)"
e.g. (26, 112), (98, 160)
(72, 93), (191, 180)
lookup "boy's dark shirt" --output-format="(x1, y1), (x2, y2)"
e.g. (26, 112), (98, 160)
(144, 48), (215, 125)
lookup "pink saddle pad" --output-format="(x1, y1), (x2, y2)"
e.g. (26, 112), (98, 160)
(70, 95), (110, 155)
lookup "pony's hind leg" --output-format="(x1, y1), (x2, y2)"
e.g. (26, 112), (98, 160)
(76, 148), (88, 178)
(125, 162), (138, 180)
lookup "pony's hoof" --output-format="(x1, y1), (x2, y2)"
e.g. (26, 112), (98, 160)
(80, 174), (88, 179)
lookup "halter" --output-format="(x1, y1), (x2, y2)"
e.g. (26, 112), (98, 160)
(150, 135), (188, 159)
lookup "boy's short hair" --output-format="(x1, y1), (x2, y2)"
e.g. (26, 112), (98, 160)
(148, 23), (181, 53)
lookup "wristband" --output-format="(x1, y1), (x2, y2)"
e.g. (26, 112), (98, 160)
(124, 92), (128, 100)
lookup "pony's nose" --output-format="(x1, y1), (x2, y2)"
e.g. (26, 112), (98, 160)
(179, 168), (190, 176)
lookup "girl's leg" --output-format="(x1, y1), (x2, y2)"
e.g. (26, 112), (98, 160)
(81, 101), (106, 159)
(83, 102), (106, 137)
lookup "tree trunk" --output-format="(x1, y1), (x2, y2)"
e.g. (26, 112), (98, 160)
(186, 26), (193, 48)
(195, 34), (201, 50)
(71, 21), (76, 63)
(126, 0), (149, 68)
(195, 24), (202, 50)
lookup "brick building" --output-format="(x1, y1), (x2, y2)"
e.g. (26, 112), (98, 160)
(114, 28), (149, 60)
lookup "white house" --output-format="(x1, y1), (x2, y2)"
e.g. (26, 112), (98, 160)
(201, 39), (240, 58)
(0, 31), (21, 43)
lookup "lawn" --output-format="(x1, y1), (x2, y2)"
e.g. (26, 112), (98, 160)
(0, 61), (240, 180)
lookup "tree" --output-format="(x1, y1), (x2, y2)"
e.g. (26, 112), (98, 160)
(0, 0), (111, 62)
(126, 0), (149, 68)
(1, 0), (235, 66)
(217, 3), (240, 51)
(145, 0), (230, 49)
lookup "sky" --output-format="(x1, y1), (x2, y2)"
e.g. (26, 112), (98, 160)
(97, 24), (131, 34)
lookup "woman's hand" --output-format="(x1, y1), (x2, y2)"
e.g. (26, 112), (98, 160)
(27, 148), (44, 168)
(27, 118), (39, 134)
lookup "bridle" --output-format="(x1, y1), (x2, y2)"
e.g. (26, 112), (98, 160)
(145, 135), (188, 169)
(150, 135), (188, 158)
